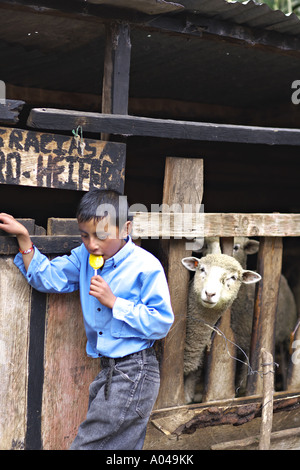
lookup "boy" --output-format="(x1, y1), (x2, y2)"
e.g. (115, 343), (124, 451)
(0, 190), (174, 450)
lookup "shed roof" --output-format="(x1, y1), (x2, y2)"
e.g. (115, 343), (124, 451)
(0, 0), (300, 123)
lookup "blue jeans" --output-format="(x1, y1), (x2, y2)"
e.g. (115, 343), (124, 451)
(70, 348), (160, 450)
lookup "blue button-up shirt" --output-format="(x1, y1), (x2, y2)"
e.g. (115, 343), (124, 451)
(14, 237), (174, 358)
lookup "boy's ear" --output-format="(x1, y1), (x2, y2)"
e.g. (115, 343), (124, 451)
(120, 220), (132, 238)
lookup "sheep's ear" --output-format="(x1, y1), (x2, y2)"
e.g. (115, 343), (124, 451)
(181, 257), (200, 272)
(242, 270), (261, 284)
(244, 239), (260, 255)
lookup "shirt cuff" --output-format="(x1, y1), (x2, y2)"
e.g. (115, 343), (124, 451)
(14, 246), (41, 281)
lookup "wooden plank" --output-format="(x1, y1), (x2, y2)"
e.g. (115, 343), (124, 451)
(27, 110), (300, 146)
(102, 22), (131, 117)
(101, 22), (131, 141)
(41, 291), (100, 450)
(0, 235), (81, 255)
(247, 238), (283, 396)
(203, 237), (236, 402)
(144, 391), (300, 450)
(211, 427), (300, 450)
(42, 213), (300, 238)
(1, 212), (299, 255)
(131, 212), (300, 238)
(0, 256), (32, 449)
(87, 0), (183, 14)
(155, 157), (203, 409)
(0, 100), (25, 125)
(259, 348), (274, 450)
(0, 126), (125, 192)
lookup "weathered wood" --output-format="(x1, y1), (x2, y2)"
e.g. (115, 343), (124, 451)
(132, 212), (300, 238)
(102, 22), (131, 116)
(211, 427), (300, 450)
(37, 213), (300, 238)
(259, 348), (274, 450)
(144, 390), (300, 450)
(87, 0), (183, 14)
(2, 0), (300, 56)
(41, 291), (100, 450)
(0, 256), (32, 449)
(203, 237), (236, 402)
(47, 218), (79, 236)
(101, 22), (131, 142)
(0, 100), (25, 125)
(27, 109), (300, 146)
(247, 238), (283, 396)
(0, 235), (81, 255)
(1, 212), (299, 255)
(155, 157), (203, 409)
(0, 126), (125, 192)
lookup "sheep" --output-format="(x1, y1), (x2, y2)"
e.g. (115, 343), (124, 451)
(182, 253), (261, 403)
(197, 237), (298, 391)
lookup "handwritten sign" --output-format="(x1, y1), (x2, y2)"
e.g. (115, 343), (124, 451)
(0, 127), (126, 192)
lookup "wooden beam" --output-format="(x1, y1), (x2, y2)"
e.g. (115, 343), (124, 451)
(247, 237), (283, 396)
(0, 235), (81, 255)
(0, 256), (32, 449)
(0, 100), (25, 125)
(101, 22), (131, 141)
(27, 110), (300, 146)
(259, 348), (274, 450)
(131, 212), (300, 238)
(0, 126), (125, 192)
(155, 157), (204, 409)
(102, 22), (131, 116)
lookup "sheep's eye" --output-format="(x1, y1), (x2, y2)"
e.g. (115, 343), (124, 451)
(231, 275), (238, 281)
(233, 244), (240, 252)
(199, 266), (206, 273)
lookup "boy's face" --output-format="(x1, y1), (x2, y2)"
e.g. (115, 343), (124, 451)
(78, 217), (131, 262)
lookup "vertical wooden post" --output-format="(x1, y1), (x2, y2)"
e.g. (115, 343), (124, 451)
(259, 348), (274, 450)
(247, 237), (282, 396)
(155, 157), (203, 409)
(101, 22), (131, 141)
(203, 237), (237, 402)
(0, 257), (32, 449)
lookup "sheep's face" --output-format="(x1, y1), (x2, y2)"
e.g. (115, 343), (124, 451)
(182, 254), (261, 311)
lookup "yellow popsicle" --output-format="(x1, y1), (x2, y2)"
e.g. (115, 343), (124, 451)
(89, 254), (104, 274)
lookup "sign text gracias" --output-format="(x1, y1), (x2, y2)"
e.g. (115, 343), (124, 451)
(0, 127), (125, 192)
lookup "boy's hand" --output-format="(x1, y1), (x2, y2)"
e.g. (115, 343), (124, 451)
(89, 275), (117, 309)
(0, 213), (29, 237)
(0, 213), (34, 271)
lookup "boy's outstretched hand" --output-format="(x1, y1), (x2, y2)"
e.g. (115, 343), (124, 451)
(0, 213), (29, 237)
(89, 275), (117, 309)
(0, 213), (34, 271)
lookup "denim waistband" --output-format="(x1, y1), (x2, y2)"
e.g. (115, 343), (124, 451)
(100, 347), (155, 400)
(100, 347), (155, 369)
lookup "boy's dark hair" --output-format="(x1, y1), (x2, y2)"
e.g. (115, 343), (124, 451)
(76, 189), (132, 226)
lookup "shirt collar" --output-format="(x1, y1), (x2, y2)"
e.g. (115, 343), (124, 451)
(104, 236), (135, 268)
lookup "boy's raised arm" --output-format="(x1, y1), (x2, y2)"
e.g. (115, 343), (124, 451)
(0, 213), (34, 271)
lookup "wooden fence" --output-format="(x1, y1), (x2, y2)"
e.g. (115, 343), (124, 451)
(0, 159), (299, 449)
(0, 210), (299, 449)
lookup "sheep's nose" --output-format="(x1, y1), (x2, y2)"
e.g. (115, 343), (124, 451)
(205, 290), (216, 300)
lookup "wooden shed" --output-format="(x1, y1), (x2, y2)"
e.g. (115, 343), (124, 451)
(0, 0), (300, 450)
